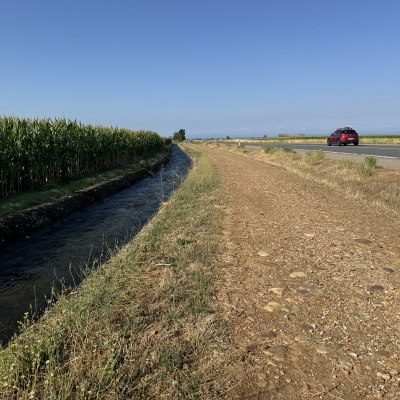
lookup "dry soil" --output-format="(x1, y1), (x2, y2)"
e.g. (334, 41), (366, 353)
(197, 144), (400, 400)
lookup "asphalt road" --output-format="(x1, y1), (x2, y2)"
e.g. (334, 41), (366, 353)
(216, 141), (400, 170)
(239, 142), (400, 158)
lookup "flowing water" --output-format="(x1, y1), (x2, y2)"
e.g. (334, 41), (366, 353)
(0, 145), (191, 343)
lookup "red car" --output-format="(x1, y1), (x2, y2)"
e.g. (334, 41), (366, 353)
(327, 127), (359, 146)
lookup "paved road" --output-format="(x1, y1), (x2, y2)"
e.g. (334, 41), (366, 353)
(216, 141), (400, 170)
(231, 142), (400, 159)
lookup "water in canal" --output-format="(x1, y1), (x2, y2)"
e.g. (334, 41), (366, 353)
(0, 145), (191, 343)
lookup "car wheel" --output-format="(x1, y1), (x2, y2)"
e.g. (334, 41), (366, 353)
(354, 142), (359, 146)
(336, 139), (341, 146)
(327, 140), (331, 146)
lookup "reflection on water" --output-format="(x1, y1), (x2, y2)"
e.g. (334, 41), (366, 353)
(0, 145), (191, 343)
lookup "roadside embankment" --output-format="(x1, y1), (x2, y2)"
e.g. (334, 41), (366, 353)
(322, 151), (400, 171)
(220, 142), (400, 218)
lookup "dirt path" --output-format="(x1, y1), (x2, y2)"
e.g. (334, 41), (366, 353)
(197, 145), (400, 399)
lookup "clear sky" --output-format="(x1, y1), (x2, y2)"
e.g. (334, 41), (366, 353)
(1, 0), (399, 138)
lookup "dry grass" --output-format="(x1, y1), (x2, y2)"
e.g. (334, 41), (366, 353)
(219, 143), (400, 219)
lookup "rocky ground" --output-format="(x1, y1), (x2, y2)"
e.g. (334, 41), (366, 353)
(196, 145), (400, 399)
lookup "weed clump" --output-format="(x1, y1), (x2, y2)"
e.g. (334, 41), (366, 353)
(358, 156), (378, 176)
(263, 146), (277, 154)
(281, 147), (296, 153)
(341, 159), (357, 170)
(306, 149), (325, 165)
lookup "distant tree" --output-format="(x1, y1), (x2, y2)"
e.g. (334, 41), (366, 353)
(173, 129), (186, 142)
(226, 135), (231, 139)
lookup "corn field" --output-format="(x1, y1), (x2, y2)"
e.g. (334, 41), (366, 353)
(0, 116), (166, 198)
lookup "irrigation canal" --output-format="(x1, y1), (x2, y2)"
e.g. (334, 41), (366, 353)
(0, 145), (191, 343)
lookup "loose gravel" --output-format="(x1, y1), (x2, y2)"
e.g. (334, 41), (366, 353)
(196, 144), (400, 399)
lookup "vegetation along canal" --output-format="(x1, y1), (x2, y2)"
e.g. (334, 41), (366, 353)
(0, 145), (191, 343)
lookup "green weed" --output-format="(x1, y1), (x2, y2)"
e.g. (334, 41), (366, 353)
(282, 147), (296, 153)
(262, 146), (277, 154)
(305, 149), (325, 165)
(358, 156), (378, 176)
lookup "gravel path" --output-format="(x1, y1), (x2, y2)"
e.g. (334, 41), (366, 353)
(198, 144), (400, 399)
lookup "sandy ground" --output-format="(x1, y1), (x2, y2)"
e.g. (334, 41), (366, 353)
(197, 144), (400, 399)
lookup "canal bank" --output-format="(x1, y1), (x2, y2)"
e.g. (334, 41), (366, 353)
(0, 145), (191, 342)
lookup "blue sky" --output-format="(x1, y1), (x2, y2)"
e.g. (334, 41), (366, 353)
(1, 0), (399, 138)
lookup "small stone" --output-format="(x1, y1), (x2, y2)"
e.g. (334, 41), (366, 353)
(291, 343), (308, 356)
(381, 373), (391, 381)
(257, 372), (267, 380)
(375, 350), (391, 357)
(258, 251), (269, 257)
(316, 343), (332, 354)
(172, 380), (179, 387)
(268, 382), (278, 392)
(354, 365), (363, 375)
(301, 382), (311, 393)
(369, 285), (384, 292)
(298, 324), (313, 331)
(354, 238), (373, 244)
(263, 302), (280, 312)
(383, 268), (394, 273)
(263, 345), (288, 361)
(290, 271), (307, 278)
(261, 330), (277, 339)
(290, 305), (301, 313)
(295, 334), (312, 344)
(337, 355), (352, 366)
(267, 359), (279, 367)
(269, 287), (284, 296)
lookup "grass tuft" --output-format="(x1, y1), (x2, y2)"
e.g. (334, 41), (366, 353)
(305, 149), (325, 165)
(281, 147), (296, 153)
(262, 146), (277, 154)
(357, 156), (378, 176)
